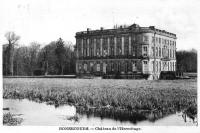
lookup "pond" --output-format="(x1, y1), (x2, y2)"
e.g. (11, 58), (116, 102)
(3, 99), (197, 126)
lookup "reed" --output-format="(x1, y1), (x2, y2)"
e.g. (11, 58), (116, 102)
(3, 78), (197, 121)
(3, 113), (23, 126)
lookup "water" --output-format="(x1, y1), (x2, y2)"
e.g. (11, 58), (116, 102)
(3, 99), (197, 126)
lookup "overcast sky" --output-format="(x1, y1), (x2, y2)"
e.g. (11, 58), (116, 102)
(0, 0), (200, 50)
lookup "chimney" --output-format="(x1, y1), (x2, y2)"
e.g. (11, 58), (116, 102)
(87, 28), (91, 33)
(87, 28), (91, 31)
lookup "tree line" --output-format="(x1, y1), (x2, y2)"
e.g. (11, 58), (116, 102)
(176, 49), (197, 73)
(2, 32), (197, 76)
(3, 32), (76, 76)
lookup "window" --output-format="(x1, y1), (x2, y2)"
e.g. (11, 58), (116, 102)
(174, 50), (176, 58)
(84, 48), (87, 57)
(170, 49), (172, 58)
(96, 48), (100, 57)
(160, 61), (161, 71)
(90, 48), (93, 57)
(118, 47), (122, 55)
(143, 46), (147, 52)
(159, 47), (161, 57)
(97, 63), (100, 71)
(111, 47), (114, 56)
(159, 38), (161, 44)
(111, 62), (114, 71)
(156, 47), (158, 57)
(132, 35), (136, 42)
(168, 49), (170, 57)
(90, 62), (94, 72)
(168, 62), (170, 71)
(132, 46), (136, 56)
(170, 62), (172, 71)
(152, 46), (155, 56)
(132, 61), (137, 71)
(143, 46), (148, 56)
(156, 61), (158, 72)
(84, 63), (87, 71)
(78, 64), (82, 71)
(143, 36), (148, 42)
(162, 38), (164, 44)
(143, 61), (147, 64)
(156, 37), (158, 43)
(152, 37), (155, 43)
(103, 48), (107, 57)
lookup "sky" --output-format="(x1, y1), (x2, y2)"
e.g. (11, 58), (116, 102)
(0, 0), (200, 50)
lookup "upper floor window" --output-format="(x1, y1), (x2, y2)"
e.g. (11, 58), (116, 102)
(143, 46), (148, 52)
(111, 47), (114, 56)
(156, 47), (158, 57)
(156, 37), (158, 43)
(143, 36), (149, 42)
(143, 46), (148, 56)
(159, 47), (161, 57)
(90, 48), (93, 57)
(103, 49), (107, 57)
(152, 37), (155, 43)
(132, 35), (136, 42)
(143, 61), (148, 64)
(152, 46), (154, 56)
(159, 38), (161, 44)
(96, 48), (100, 57)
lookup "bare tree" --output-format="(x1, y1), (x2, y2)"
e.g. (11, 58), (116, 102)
(4, 32), (20, 75)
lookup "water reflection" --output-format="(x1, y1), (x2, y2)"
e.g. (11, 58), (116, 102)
(3, 99), (197, 126)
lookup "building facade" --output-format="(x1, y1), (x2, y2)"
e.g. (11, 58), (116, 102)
(75, 24), (177, 79)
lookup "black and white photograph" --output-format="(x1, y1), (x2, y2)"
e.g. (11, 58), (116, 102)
(0, 0), (199, 132)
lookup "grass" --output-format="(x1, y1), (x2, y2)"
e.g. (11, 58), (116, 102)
(3, 78), (197, 121)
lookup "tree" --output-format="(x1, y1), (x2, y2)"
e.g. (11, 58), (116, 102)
(65, 41), (76, 74)
(13, 46), (30, 75)
(3, 44), (9, 75)
(4, 32), (20, 75)
(37, 41), (58, 75)
(176, 49), (197, 73)
(55, 38), (67, 75)
(28, 42), (40, 75)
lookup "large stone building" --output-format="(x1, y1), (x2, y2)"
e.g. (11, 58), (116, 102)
(75, 24), (177, 79)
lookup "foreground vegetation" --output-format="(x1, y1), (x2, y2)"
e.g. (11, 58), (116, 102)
(3, 78), (197, 122)
(3, 113), (23, 126)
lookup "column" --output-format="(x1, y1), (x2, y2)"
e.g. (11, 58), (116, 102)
(94, 38), (96, 56)
(114, 37), (117, 56)
(76, 62), (79, 74)
(107, 38), (110, 56)
(100, 38), (103, 56)
(87, 39), (90, 56)
(122, 36), (124, 55)
(128, 36), (131, 55)
(81, 39), (83, 57)
(76, 39), (79, 58)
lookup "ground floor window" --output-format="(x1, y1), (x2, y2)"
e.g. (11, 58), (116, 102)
(83, 63), (87, 71)
(90, 62), (94, 72)
(97, 63), (100, 71)
(132, 61), (137, 72)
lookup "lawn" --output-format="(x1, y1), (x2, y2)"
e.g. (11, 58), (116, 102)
(3, 78), (197, 121)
